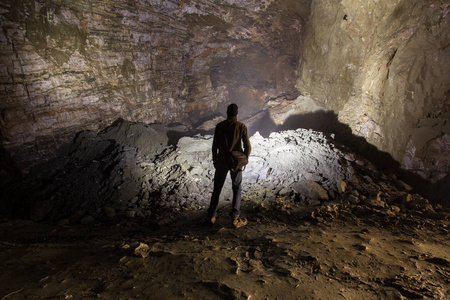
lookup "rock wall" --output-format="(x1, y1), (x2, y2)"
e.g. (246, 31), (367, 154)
(0, 0), (449, 182)
(0, 0), (307, 172)
(297, 0), (450, 181)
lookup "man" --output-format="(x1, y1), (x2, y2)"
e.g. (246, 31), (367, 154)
(208, 103), (251, 228)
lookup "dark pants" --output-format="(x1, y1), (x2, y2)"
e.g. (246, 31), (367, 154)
(208, 165), (242, 219)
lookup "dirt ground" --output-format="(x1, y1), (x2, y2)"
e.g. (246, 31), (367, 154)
(0, 201), (449, 300)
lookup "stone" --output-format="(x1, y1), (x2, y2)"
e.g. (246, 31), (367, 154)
(408, 197), (434, 212)
(328, 189), (336, 200)
(354, 244), (367, 251)
(390, 205), (401, 214)
(395, 180), (414, 192)
(126, 210), (137, 218)
(344, 154), (355, 161)
(134, 243), (150, 259)
(278, 188), (292, 197)
(337, 180), (347, 194)
(424, 211), (448, 220)
(291, 180), (329, 201)
(0, 0), (304, 175)
(361, 184), (380, 197)
(351, 190), (360, 197)
(308, 199), (321, 206)
(348, 195), (360, 205)
(364, 198), (386, 209)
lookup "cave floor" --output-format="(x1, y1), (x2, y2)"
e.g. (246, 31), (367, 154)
(0, 203), (449, 300)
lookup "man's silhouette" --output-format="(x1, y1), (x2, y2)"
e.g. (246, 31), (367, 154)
(208, 103), (251, 228)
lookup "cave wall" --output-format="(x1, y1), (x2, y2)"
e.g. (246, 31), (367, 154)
(297, 0), (450, 180)
(0, 0), (308, 171)
(0, 0), (449, 182)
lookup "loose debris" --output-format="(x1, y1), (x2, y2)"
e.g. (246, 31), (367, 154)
(0, 120), (449, 299)
(1, 119), (447, 224)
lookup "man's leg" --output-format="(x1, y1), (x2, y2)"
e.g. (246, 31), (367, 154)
(230, 169), (243, 218)
(208, 166), (228, 218)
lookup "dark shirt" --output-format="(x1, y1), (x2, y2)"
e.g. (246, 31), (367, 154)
(212, 116), (251, 166)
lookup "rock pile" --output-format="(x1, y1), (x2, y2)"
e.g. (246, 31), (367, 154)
(1, 119), (446, 223)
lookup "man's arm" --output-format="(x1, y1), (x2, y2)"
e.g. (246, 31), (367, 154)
(212, 127), (219, 167)
(242, 125), (251, 158)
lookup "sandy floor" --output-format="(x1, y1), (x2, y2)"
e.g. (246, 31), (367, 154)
(0, 202), (449, 299)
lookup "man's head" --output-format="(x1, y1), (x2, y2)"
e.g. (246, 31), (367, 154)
(227, 103), (238, 117)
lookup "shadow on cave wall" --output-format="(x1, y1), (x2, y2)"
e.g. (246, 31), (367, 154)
(174, 109), (408, 175)
(249, 110), (400, 170)
(248, 110), (448, 207)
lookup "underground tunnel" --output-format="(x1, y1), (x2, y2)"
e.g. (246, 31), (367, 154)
(0, 0), (449, 298)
